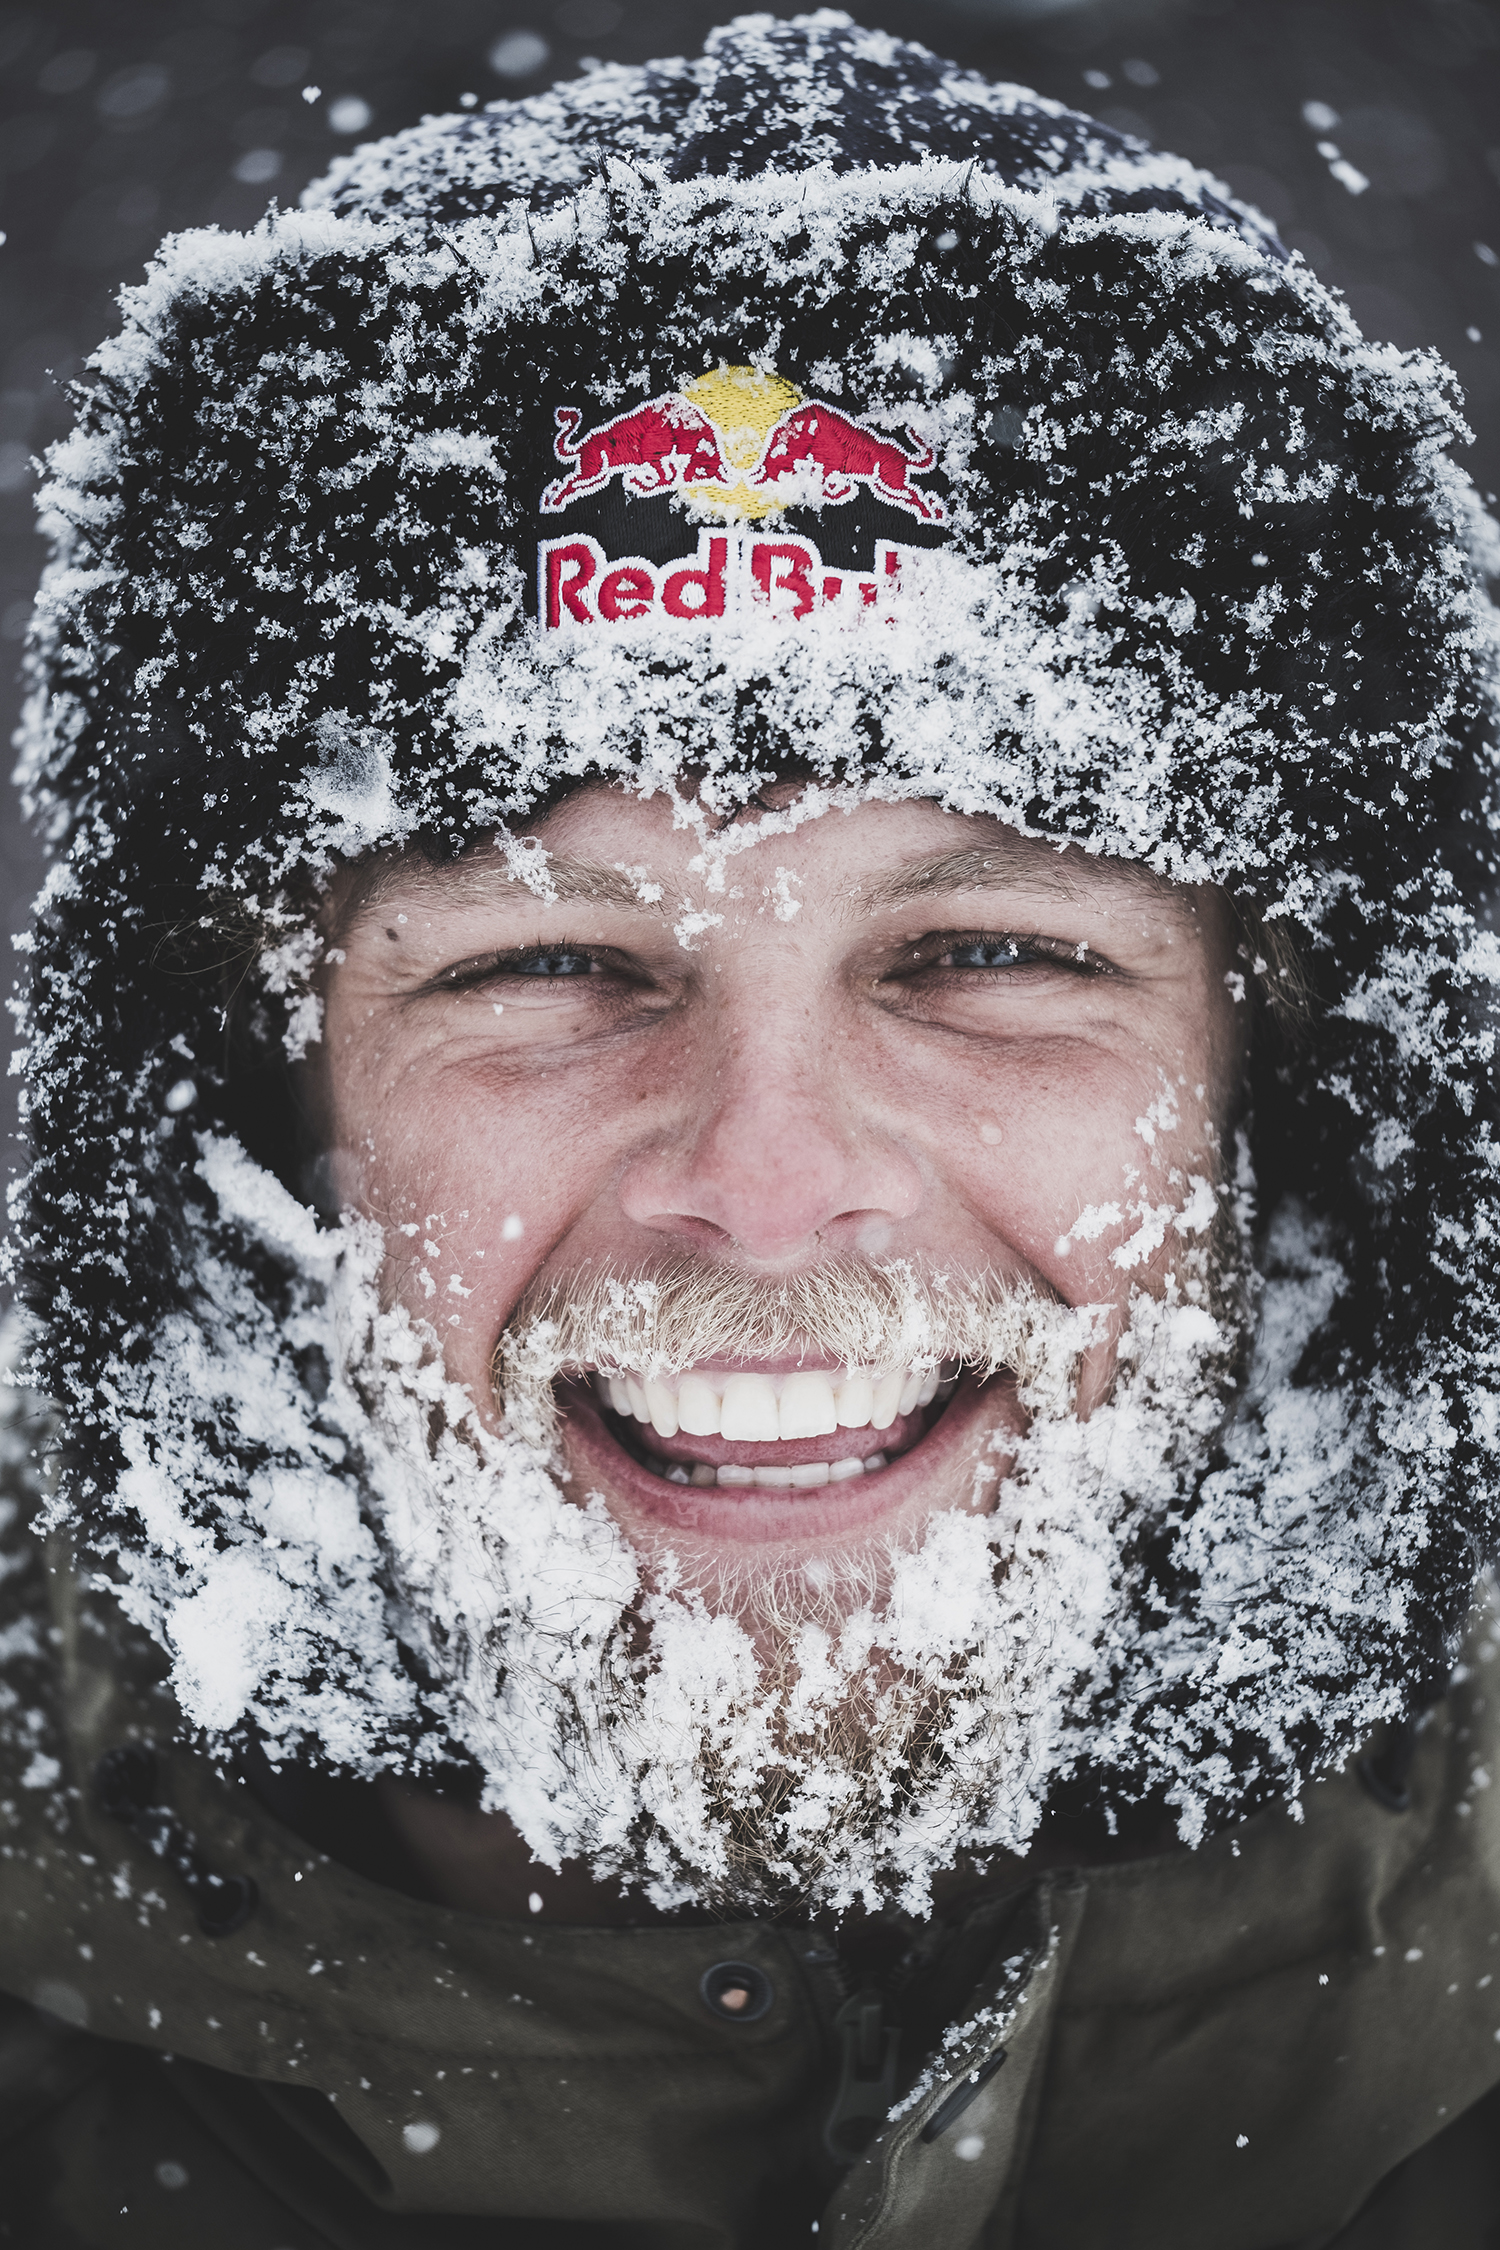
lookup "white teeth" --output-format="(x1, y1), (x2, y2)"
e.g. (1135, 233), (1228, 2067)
(594, 1362), (953, 1442)
(719, 1373), (781, 1443)
(643, 1378), (679, 1438)
(645, 1450), (892, 1490)
(777, 1370), (840, 1440)
(834, 1372), (874, 1428)
(870, 1370), (903, 1430)
(709, 1460), (846, 1490)
(676, 1373), (722, 1437)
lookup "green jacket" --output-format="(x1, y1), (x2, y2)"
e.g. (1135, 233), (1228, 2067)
(4, 1457), (1500, 2249)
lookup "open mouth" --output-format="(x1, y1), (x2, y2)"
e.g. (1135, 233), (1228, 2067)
(549, 1355), (1021, 1546)
(586, 1361), (958, 1488)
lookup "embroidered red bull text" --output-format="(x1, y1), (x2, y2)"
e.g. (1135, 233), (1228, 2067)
(540, 532), (922, 629)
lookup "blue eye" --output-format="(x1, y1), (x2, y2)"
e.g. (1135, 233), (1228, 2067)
(514, 950), (599, 977)
(941, 939), (1029, 969)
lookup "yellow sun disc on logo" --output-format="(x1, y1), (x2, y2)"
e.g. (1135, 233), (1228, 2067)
(681, 364), (804, 518)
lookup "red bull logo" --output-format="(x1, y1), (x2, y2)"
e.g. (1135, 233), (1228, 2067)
(541, 397), (730, 512)
(536, 364), (946, 633)
(540, 364), (946, 528)
(753, 405), (941, 523)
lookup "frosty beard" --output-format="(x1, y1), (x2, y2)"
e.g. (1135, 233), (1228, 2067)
(341, 1222), (1256, 1918)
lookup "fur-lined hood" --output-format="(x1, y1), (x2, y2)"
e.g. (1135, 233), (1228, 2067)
(9, 13), (1500, 1882)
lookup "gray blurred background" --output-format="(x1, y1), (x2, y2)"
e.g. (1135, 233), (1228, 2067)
(1, 0), (1498, 1198)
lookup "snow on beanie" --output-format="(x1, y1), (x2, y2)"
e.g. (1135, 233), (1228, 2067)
(10, 13), (1500, 1868)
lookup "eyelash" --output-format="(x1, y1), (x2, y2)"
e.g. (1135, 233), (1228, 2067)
(899, 932), (1107, 978)
(428, 945), (612, 992)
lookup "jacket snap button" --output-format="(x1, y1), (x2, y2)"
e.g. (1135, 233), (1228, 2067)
(701, 1961), (774, 2023)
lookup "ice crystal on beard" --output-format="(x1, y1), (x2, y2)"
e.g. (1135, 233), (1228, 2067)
(41, 1127), (1413, 1917)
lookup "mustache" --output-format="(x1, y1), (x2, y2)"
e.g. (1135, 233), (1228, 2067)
(493, 1255), (1104, 1449)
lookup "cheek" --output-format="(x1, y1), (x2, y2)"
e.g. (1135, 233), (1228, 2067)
(325, 1043), (632, 1364)
(897, 1032), (1228, 1313)
(893, 1039), (1152, 1273)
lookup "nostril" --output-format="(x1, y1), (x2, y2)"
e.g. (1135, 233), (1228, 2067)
(700, 1960), (774, 2022)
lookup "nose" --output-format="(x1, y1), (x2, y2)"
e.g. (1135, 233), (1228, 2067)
(617, 1017), (924, 1263)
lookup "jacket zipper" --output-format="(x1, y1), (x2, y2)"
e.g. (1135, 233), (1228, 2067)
(821, 1975), (901, 2167)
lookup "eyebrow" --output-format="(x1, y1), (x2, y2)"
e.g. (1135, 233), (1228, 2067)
(505, 854), (664, 908)
(340, 846), (676, 927)
(856, 841), (1178, 913)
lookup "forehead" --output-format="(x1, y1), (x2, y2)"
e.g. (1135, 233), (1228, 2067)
(336, 785), (1193, 931)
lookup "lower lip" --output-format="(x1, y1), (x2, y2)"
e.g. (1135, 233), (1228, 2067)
(556, 1374), (1018, 1547)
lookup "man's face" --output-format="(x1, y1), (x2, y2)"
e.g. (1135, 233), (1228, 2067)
(315, 786), (1245, 1605)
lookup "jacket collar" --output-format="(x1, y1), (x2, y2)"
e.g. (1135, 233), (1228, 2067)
(6, 1518), (1500, 2247)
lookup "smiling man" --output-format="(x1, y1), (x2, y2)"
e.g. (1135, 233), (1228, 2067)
(3, 15), (1500, 2249)
(322, 790), (1247, 1919)
(323, 797), (1240, 1557)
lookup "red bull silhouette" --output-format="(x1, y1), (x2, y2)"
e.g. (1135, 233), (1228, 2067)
(541, 397), (730, 512)
(753, 404), (945, 525)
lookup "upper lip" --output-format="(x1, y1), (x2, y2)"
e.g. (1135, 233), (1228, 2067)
(588, 1361), (955, 1443)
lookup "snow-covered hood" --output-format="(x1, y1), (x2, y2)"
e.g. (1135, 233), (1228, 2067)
(10, 13), (1500, 1903)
